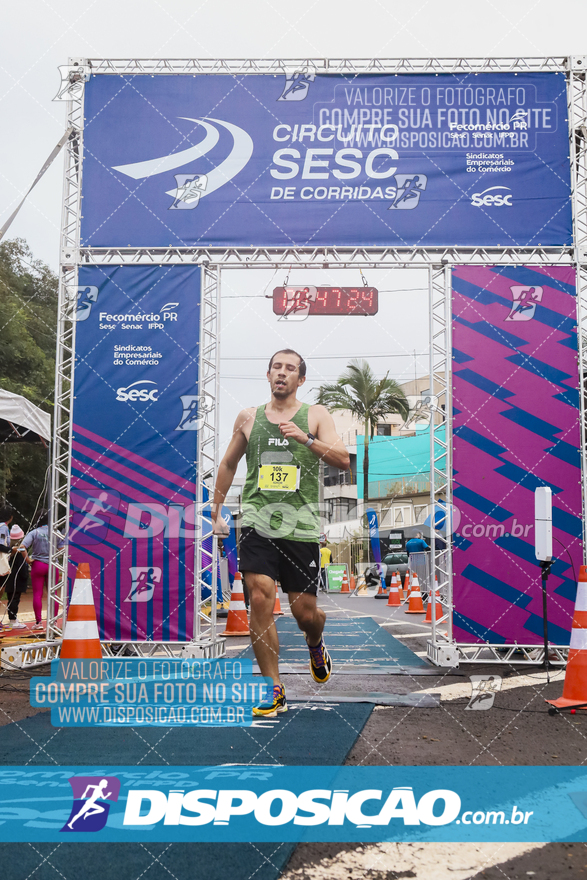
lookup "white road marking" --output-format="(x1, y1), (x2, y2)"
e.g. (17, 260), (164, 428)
(415, 670), (566, 701)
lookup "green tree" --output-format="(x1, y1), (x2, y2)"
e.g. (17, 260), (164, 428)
(0, 238), (57, 526)
(317, 359), (410, 507)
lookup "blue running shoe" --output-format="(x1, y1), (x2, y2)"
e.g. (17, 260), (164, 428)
(252, 683), (287, 717)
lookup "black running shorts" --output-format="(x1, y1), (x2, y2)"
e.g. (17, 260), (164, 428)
(239, 526), (320, 595)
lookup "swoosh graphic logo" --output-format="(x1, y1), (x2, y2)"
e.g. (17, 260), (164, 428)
(112, 120), (220, 179)
(112, 117), (253, 198)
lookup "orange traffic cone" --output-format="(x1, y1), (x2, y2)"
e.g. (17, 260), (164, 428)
(350, 573), (356, 592)
(405, 573), (425, 614)
(273, 583), (284, 616)
(60, 562), (102, 659)
(547, 565), (587, 709)
(425, 576), (444, 623)
(401, 570), (410, 602)
(387, 572), (401, 607)
(341, 569), (350, 593)
(223, 572), (250, 636)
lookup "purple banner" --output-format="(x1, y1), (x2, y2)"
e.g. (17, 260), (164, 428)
(452, 266), (582, 645)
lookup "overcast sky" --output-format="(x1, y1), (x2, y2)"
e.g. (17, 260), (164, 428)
(3, 0), (587, 269)
(2, 0), (586, 460)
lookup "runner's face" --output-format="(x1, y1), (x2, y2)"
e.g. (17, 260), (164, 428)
(267, 354), (305, 399)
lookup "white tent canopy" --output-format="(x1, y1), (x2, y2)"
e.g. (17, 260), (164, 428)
(324, 518), (363, 543)
(0, 388), (51, 444)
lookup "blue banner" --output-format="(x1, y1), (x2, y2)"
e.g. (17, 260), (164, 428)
(81, 72), (571, 248)
(70, 266), (201, 641)
(366, 507), (386, 591)
(1, 766), (587, 842)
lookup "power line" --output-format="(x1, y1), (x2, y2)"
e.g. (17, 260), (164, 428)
(221, 376), (422, 381)
(221, 352), (429, 360)
(221, 287), (428, 299)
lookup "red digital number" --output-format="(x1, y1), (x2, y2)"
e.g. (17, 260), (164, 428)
(362, 289), (374, 311)
(316, 289), (328, 312)
(347, 288), (360, 312)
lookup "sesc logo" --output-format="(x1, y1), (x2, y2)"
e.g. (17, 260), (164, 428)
(471, 186), (512, 208)
(116, 380), (159, 403)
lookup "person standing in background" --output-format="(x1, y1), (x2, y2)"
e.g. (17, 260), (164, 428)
(21, 511), (54, 632)
(0, 525), (29, 630)
(405, 531), (429, 555)
(319, 535), (332, 592)
(0, 505), (13, 551)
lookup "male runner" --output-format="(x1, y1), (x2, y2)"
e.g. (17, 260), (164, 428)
(213, 349), (350, 717)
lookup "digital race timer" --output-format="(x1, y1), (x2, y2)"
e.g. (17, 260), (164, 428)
(272, 286), (379, 317)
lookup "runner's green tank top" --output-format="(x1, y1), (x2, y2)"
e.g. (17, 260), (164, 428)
(242, 402), (320, 542)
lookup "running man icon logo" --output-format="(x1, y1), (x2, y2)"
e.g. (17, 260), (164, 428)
(170, 173), (208, 210)
(175, 394), (213, 431)
(466, 675), (502, 711)
(388, 174), (428, 210)
(278, 72), (315, 101)
(279, 286), (317, 322)
(73, 284), (99, 321)
(505, 285), (543, 322)
(61, 776), (121, 833)
(69, 489), (120, 546)
(126, 566), (162, 603)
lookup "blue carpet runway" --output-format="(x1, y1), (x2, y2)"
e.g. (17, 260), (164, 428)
(0, 701), (372, 766)
(242, 616), (429, 668)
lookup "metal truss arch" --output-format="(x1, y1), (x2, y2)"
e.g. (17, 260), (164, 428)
(83, 57), (570, 76)
(77, 247), (576, 269)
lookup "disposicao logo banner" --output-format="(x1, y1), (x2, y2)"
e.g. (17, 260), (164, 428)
(80, 72), (571, 248)
(1, 766), (587, 842)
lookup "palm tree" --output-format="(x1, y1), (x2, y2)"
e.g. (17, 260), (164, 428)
(317, 360), (410, 507)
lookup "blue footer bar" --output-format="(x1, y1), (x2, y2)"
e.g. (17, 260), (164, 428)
(0, 765), (586, 842)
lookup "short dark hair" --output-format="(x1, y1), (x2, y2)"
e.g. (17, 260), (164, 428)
(268, 349), (306, 379)
(0, 504), (13, 523)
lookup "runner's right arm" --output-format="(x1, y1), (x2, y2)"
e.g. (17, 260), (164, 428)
(212, 409), (252, 535)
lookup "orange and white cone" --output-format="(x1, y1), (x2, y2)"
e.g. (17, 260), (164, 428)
(273, 582), (284, 616)
(341, 569), (350, 593)
(60, 562), (102, 659)
(547, 565), (587, 709)
(425, 576), (444, 623)
(223, 572), (250, 636)
(405, 573), (425, 614)
(350, 573), (356, 592)
(400, 571), (410, 602)
(387, 572), (401, 607)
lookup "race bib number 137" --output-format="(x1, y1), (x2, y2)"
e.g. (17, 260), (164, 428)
(258, 464), (300, 492)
